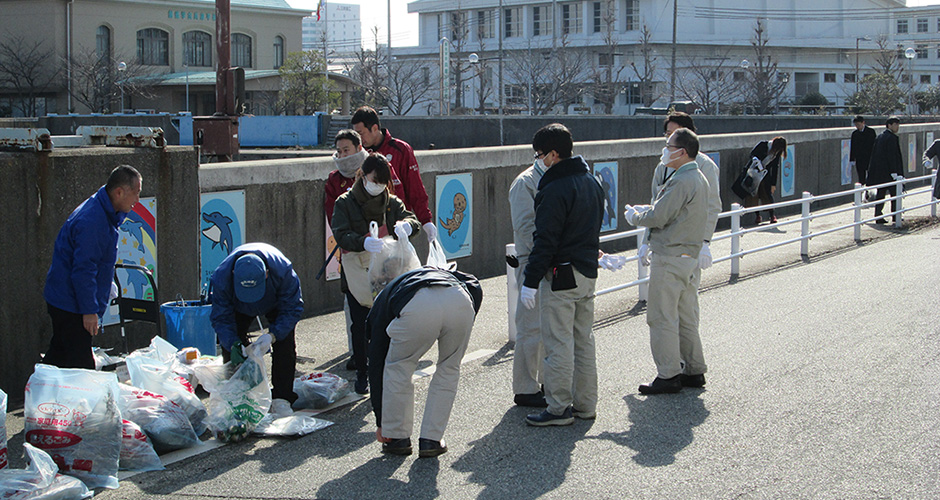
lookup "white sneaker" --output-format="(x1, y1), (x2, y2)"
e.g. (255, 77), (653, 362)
(270, 398), (293, 418)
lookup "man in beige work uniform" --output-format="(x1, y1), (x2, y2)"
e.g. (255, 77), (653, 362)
(624, 128), (709, 395)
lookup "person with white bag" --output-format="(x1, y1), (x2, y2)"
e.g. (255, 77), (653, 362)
(332, 153), (420, 394)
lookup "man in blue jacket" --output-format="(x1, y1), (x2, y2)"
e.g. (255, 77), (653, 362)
(520, 123), (605, 427)
(210, 243), (303, 404)
(43, 165), (142, 369)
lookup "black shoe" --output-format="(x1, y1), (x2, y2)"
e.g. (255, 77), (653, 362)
(875, 218), (888, 224)
(514, 392), (548, 408)
(354, 373), (368, 395)
(345, 358), (357, 371)
(525, 407), (574, 427)
(638, 375), (683, 395)
(679, 373), (706, 388)
(382, 438), (412, 456)
(418, 438), (448, 458)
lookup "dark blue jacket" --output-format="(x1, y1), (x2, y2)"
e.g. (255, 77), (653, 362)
(366, 267), (483, 426)
(868, 130), (903, 185)
(44, 186), (125, 316)
(210, 243), (303, 350)
(523, 156), (604, 289)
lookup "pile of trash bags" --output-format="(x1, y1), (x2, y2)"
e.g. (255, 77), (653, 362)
(1, 336), (344, 497)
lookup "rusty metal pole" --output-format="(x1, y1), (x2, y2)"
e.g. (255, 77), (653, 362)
(215, 0), (231, 115)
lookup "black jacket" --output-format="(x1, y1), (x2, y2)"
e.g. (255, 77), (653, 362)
(522, 156), (604, 289)
(750, 141), (782, 186)
(850, 126), (876, 170)
(868, 130), (903, 185)
(366, 267), (483, 426)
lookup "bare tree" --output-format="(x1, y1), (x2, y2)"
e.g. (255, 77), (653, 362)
(741, 19), (788, 115)
(69, 49), (161, 113)
(871, 34), (905, 79)
(277, 50), (336, 114)
(469, 36), (494, 114)
(385, 58), (435, 116)
(588, 0), (627, 114)
(448, 9), (473, 112)
(675, 52), (742, 114)
(0, 34), (61, 116)
(346, 27), (387, 109)
(505, 37), (589, 115)
(629, 25), (660, 107)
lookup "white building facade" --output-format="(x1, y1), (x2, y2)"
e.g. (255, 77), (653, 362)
(302, 3), (362, 55)
(396, 0), (940, 115)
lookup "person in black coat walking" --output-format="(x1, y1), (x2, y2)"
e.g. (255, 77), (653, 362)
(922, 138), (940, 201)
(850, 115), (876, 186)
(746, 137), (787, 224)
(867, 116), (904, 224)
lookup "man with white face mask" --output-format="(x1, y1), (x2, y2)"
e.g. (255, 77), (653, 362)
(624, 128), (709, 395)
(325, 129), (370, 371)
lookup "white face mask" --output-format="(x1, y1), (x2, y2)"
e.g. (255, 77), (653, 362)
(364, 180), (386, 196)
(536, 158), (548, 171)
(660, 147), (682, 166)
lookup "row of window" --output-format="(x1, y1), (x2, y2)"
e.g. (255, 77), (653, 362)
(897, 17), (940, 34)
(445, 0), (639, 42)
(95, 25), (285, 69)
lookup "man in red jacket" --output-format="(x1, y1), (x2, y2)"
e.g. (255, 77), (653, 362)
(351, 106), (436, 242)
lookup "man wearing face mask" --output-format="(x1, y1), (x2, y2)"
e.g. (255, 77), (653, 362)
(520, 123), (605, 426)
(325, 129), (370, 371)
(624, 128), (709, 395)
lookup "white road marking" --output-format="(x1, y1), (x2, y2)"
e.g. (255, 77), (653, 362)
(412, 348), (497, 380)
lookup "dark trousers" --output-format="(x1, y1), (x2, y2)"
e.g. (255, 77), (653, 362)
(221, 309), (298, 403)
(855, 163), (868, 186)
(345, 291), (370, 381)
(873, 185), (898, 221)
(933, 169), (940, 200)
(756, 178), (776, 217)
(44, 303), (95, 369)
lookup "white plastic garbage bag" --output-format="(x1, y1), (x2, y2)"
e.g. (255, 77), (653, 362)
(119, 419), (164, 472)
(24, 364), (121, 490)
(292, 373), (351, 410)
(193, 342), (271, 443)
(0, 387), (7, 470)
(0, 443), (91, 500)
(116, 383), (199, 454)
(126, 338), (208, 436)
(253, 414), (333, 437)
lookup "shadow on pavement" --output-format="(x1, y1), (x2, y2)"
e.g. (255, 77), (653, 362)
(589, 392), (709, 467)
(316, 455), (440, 500)
(452, 407), (592, 500)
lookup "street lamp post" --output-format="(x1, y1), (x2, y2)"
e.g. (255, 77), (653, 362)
(740, 59), (749, 115)
(855, 36), (871, 94)
(905, 47), (916, 115)
(183, 62), (190, 113)
(117, 61), (126, 113)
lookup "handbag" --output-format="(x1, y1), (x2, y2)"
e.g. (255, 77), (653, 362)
(731, 157), (767, 199)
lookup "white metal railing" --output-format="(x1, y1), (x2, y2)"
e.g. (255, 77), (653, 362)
(507, 170), (939, 330)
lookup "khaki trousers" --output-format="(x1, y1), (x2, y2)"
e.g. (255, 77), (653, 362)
(513, 257), (543, 395)
(382, 286), (475, 441)
(647, 254), (707, 379)
(538, 269), (598, 416)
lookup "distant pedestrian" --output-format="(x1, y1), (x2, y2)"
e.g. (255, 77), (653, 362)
(868, 116), (904, 224)
(43, 165), (142, 369)
(850, 115), (876, 186)
(624, 128), (709, 395)
(921, 137), (940, 201)
(746, 137), (787, 225)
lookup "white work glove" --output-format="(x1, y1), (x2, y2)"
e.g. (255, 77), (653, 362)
(624, 205), (639, 226)
(394, 220), (412, 240)
(698, 242), (713, 270)
(598, 254), (626, 271)
(252, 332), (274, 355)
(520, 286), (537, 309)
(109, 281), (119, 301)
(891, 173), (904, 181)
(924, 159), (933, 169)
(364, 236), (384, 253)
(423, 222), (437, 242)
(638, 243), (651, 267)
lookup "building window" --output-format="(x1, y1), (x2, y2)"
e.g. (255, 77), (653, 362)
(450, 11), (466, 42)
(921, 74), (932, 84)
(273, 36), (284, 69)
(137, 28), (168, 66)
(421, 67), (430, 86)
(505, 83), (526, 107)
(477, 10), (494, 39)
(898, 19), (909, 34)
(533, 5), (553, 37)
(504, 7), (521, 38)
(96, 26), (111, 63)
(918, 18), (929, 33)
(593, 2), (602, 33)
(824, 73), (836, 83)
(183, 31), (212, 67)
(562, 2), (582, 35)
(844, 73), (856, 83)
(733, 71), (746, 82)
(917, 44), (928, 58)
(598, 52), (613, 67)
(625, 0), (639, 31)
(232, 33), (252, 68)
(901, 74), (911, 84)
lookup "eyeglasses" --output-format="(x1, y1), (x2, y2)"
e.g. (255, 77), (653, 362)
(665, 143), (681, 149)
(533, 151), (549, 159)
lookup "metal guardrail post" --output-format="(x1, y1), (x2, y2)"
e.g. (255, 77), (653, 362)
(801, 191), (812, 256)
(506, 243), (517, 342)
(894, 178), (904, 229)
(730, 203), (741, 276)
(853, 183), (862, 242)
(637, 232), (648, 302)
(933, 169), (938, 218)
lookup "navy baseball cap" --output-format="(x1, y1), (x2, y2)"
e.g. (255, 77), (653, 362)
(233, 254), (266, 303)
